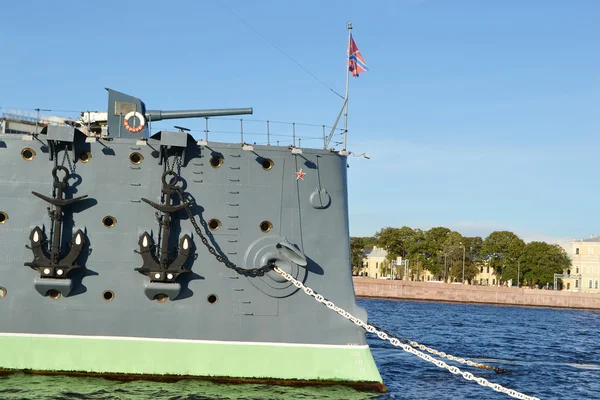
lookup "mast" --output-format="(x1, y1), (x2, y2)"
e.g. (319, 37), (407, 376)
(343, 22), (352, 151)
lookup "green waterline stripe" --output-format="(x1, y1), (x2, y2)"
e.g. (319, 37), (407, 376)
(0, 334), (383, 383)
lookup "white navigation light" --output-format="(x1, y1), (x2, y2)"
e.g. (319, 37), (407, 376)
(142, 235), (148, 247)
(33, 231), (39, 243)
(75, 233), (82, 245)
(183, 238), (189, 250)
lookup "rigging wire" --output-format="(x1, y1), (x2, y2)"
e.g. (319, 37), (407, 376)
(214, 0), (345, 100)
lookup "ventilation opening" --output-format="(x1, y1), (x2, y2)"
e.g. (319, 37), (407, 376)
(210, 156), (223, 168)
(130, 152), (143, 165)
(102, 216), (116, 228)
(0, 212), (7, 224)
(261, 158), (274, 170)
(207, 294), (218, 304)
(103, 290), (115, 301)
(0, 286), (6, 298)
(208, 219), (221, 231)
(259, 221), (273, 233)
(46, 289), (61, 300)
(21, 148), (35, 161)
(79, 151), (91, 163)
(154, 294), (168, 303)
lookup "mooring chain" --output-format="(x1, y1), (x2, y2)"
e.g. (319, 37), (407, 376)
(369, 323), (508, 374)
(272, 266), (540, 400)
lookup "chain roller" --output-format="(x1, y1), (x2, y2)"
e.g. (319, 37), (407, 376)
(273, 266), (540, 400)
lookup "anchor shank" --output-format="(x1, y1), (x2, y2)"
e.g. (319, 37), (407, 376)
(159, 188), (175, 268)
(51, 204), (62, 264)
(160, 212), (171, 268)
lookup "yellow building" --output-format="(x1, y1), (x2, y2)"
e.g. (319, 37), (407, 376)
(473, 262), (499, 286)
(359, 246), (388, 279)
(562, 236), (600, 293)
(358, 247), (436, 281)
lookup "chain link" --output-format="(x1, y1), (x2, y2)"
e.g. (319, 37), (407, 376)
(272, 266), (540, 400)
(61, 147), (74, 173)
(170, 164), (274, 277)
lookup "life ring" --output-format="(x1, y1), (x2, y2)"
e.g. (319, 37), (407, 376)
(123, 111), (145, 133)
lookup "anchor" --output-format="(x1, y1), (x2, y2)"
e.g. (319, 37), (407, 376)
(25, 166), (87, 288)
(136, 171), (192, 285)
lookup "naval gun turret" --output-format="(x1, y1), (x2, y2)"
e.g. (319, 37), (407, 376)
(102, 88), (252, 139)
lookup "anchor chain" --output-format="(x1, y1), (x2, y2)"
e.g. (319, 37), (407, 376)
(50, 145), (75, 198)
(272, 266), (540, 400)
(174, 186), (274, 277)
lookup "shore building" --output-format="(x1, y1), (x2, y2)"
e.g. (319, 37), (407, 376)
(562, 236), (600, 293)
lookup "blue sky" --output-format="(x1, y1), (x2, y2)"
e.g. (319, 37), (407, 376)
(2, 0), (600, 247)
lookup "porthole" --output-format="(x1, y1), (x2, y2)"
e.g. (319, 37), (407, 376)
(154, 294), (168, 303)
(207, 294), (218, 304)
(129, 152), (143, 165)
(261, 158), (274, 171)
(208, 219), (221, 231)
(0, 212), (7, 224)
(102, 215), (116, 228)
(47, 289), (61, 300)
(78, 151), (92, 163)
(0, 286), (6, 298)
(103, 290), (115, 301)
(210, 156), (223, 168)
(21, 148), (35, 161)
(259, 221), (273, 233)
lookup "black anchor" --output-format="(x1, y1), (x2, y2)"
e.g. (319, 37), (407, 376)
(136, 171), (192, 283)
(25, 166), (87, 278)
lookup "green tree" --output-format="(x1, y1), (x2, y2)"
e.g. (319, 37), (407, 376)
(481, 231), (525, 279)
(379, 259), (391, 277)
(519, 242), (571, 288)
(421, 227), (452, 278)
(350, 237), (366, 275)
(360, 236), (377, 249)
(375, 226), (419, 259)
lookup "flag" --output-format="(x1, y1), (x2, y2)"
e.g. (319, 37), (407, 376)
(348, 33), (368, 77)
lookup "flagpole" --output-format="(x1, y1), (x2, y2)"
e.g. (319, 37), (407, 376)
(343, 22), (352, 151)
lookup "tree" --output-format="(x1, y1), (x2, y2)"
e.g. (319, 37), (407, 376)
(421, 227), (452, 278)
(350, 237), (365, 275)
(481, 231), (525, 278)
(379, 259), (391, 277)
(375, 226), (419, 259)
(519, 242), (571, 287)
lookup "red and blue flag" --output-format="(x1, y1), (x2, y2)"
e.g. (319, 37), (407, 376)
(348, 34), (368, 77)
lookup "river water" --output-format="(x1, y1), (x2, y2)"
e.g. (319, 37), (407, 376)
(1, 299), (598, 400)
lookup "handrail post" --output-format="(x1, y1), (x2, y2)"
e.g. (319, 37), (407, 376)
(267, 120), (270, 146)
(204, 117), (209, 142)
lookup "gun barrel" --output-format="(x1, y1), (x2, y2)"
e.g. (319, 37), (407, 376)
(145, 108), (253, 122)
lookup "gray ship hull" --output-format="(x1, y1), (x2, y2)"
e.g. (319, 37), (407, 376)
(0, 118), (383, 387)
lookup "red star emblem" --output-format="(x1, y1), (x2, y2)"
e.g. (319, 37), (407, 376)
(296, 168), (306, 181)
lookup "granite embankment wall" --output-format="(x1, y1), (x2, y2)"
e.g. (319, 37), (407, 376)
(353, 278), (600, 310)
